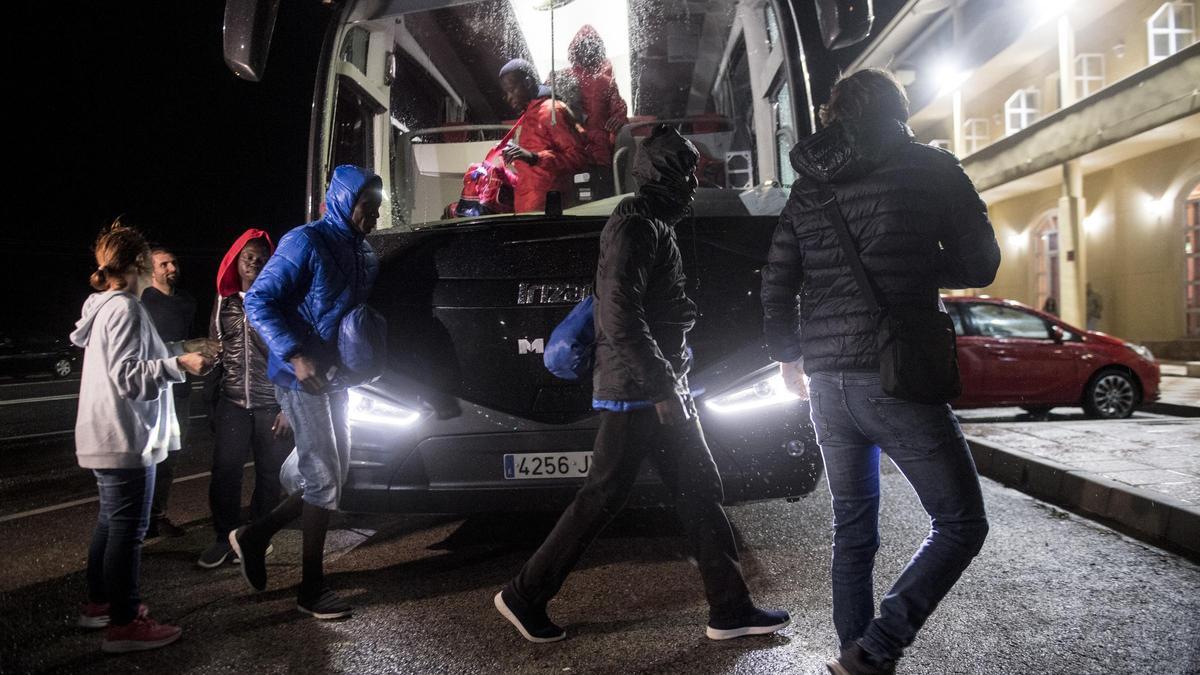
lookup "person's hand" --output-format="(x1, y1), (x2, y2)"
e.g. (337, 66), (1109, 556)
(654, 392), (692, 426)
(290, 354), (328, 395)
(501, 143), (538, 165)
(271, 411), (292, 440)
(604, 116), (625, 133)
(178, 352), (215, 377)
(183, 338), (221, 359)
(779, 359), (810, 400)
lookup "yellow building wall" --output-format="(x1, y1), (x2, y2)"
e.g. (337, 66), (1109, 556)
(982, 138), (1200, 342)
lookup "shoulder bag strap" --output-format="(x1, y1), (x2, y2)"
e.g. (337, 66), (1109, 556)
(819, 187), (884, 314)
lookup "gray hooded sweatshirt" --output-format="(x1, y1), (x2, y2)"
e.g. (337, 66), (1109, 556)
(71, 290), (186, 469)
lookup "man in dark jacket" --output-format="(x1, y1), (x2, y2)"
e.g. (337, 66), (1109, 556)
(760, 69), (1000, 675)
(196, 230), (291, 569)
(495, 125), (789, 644)
(229, 165), (381, 620)
(140, 246), (198, 539)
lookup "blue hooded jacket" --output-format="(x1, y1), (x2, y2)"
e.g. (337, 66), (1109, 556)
(245, 165), (382, 390)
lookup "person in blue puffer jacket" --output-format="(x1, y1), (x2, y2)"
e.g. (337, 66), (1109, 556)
(229, 165), (381, 620)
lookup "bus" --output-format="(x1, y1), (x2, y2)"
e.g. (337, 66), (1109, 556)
(223, 0), (870, 513)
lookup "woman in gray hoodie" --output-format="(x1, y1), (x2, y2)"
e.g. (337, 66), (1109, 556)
(70, 222), (216, 653)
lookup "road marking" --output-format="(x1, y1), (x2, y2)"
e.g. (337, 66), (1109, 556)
(0, 430), (74, 442)
(0, 393), (78, 406)
(0, 463), (253, 524)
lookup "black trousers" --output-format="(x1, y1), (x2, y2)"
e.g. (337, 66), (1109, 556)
(209, 396), (290, 539)
(511, 407), (753, 620)
(150, 394), (189, 521)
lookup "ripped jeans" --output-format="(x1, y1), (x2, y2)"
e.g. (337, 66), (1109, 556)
(808, 370), (989, 662)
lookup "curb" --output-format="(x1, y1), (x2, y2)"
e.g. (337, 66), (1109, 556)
(965, 436), (1200, 562)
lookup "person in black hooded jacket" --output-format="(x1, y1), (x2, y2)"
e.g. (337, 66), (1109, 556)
(495, 125), (790, 644)
(760, 70), (1000, 675)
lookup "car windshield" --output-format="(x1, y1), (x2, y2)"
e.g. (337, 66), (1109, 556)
(336, 0), (800, 230)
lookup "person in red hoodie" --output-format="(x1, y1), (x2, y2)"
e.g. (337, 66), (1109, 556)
(196, 230), (292, 569)
(499, 59), (588, 213)
(565, 25), (629, 173)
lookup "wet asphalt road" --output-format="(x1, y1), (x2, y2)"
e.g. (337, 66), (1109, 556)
(2, 377), (1199, 674)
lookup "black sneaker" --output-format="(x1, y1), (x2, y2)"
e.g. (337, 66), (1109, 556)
(230, 543), (273, 565)
(493, 587), (565, 643)
(297, 587), (353, 620)
(826, 642), (896, 675)
(228, 527), (267, 592)
(197, 540), (233, 569)
(705, 606), (791, 640)
(147, 517), (186, 539)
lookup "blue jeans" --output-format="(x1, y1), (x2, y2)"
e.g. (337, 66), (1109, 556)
(87, 467), (156, 625)
(808, 371), (988, 662)
(276, 387), (350, 511)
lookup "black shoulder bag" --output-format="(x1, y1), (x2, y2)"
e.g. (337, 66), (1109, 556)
(819, 188), (962, 404)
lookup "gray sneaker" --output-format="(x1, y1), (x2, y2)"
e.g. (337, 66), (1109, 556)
(297, 588), (353, 620)
(196, 540), (233, 569)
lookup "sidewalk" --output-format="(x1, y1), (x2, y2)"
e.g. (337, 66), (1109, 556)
(960, 414), (1200, 559)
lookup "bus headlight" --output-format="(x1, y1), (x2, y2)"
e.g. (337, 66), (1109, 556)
(348, 388), (422, 427)
(704, 368), (801, 415)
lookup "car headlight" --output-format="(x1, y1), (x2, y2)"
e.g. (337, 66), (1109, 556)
(704, 367), (801, 415)
(348, 388), (422, 427)
(1125, 342), (1155, 362)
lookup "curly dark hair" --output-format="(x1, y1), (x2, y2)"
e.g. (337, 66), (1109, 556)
(819, 68), (909, 128)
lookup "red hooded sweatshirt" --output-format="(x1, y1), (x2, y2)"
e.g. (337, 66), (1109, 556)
(216, 229), (275, 298)
(510, 96), (589, 214)
(568, 25), (629, 167)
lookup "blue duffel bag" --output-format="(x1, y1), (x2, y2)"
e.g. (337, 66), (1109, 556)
(337, 304), (387, 386)
(544, 296), (595, 381)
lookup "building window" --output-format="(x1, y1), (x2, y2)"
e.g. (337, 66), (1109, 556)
(963, 118), (989, 155)
(1074, 53), (1106, 99)
(1034, 213), (1060, 315)
(1186, 184), (1200, 336)
(1148, 2), (1196, 64)
(1005, 88), (1040, 136)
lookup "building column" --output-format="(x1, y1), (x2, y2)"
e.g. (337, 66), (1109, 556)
(1058, 160), (1087, 326)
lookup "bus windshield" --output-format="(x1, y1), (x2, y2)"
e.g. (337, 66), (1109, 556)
(328, 0), (802, 230)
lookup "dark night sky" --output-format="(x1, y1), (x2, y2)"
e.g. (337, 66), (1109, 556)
(7, 1), (330, 338)
(5, 0), (901, 340)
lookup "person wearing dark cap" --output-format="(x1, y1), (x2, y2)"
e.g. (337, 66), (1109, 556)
(498, 58), (588, 213)
(494, 125), (790, 644)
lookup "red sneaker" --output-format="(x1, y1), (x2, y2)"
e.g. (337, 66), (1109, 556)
(100, 616), (181, 653)
(77, 602), (148, 629)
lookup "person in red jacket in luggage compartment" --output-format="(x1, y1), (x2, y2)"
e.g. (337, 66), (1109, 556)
(498, 59), (588, 213)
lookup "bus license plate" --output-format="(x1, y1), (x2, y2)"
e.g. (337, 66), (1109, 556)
(503, 452), (592, 480)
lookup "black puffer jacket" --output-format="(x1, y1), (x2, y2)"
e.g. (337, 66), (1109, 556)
(210, 294), (276, 409)
(592, 125), (698, 403)
(761, 117), (1000, 374)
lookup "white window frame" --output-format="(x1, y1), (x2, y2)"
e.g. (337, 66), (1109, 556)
(1148, 2), (1196, 64)
(1005, 88), (1040, 136)
(963, 118), (989, 155)
(1074, 53), (1106, 99)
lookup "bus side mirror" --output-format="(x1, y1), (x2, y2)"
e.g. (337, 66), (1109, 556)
(815, 0), (875, 50)
(223, 0), (281, 82)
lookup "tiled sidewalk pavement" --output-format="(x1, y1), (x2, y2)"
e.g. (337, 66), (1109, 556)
(960, 417), (1200, 508)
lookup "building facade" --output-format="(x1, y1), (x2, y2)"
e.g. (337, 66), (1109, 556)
(849, 0), (1200, 357)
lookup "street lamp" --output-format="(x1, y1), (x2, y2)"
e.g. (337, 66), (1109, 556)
(934, 59), (970, 155)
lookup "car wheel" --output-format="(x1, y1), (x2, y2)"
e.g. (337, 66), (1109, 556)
(53, 358), (72, 378)
(1021, 406), (1052, 418)
(1083, 370), (1138, 419)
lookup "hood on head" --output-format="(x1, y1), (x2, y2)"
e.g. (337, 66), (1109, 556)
(789, 117), (914, 185)
(632, 124), (700, 220)
(216, 229), (275, 298)
(569, 25), (605, 65)
(324, 165), (382, 236)
(70, 291), (126, 348)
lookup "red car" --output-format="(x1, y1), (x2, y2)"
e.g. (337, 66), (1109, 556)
(943, 296), (1160, 419)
